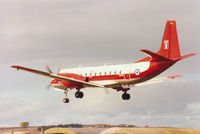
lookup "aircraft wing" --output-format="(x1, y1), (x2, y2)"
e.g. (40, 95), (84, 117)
(11, 65), (104, 88)
(134, 75), (183, 87)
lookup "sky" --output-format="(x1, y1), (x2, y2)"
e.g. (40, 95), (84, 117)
(0, 0), (200, 129)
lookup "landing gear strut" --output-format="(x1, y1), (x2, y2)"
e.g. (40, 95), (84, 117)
(63, 89), (70, 103)
(75, 88), (84, 98)
(122, 88), (131, 100)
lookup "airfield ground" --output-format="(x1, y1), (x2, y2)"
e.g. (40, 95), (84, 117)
(1, 126), (200, 134)
(0, 127), (105, 134)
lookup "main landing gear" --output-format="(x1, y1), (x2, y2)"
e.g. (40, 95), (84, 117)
(75, 91), (84, 98)
(75, 88), (84, 98)
(122, 88), (131, 100)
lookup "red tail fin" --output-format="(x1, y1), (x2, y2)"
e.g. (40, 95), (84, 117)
(157, 20), (181, 60)
(136, 20), (196, 63)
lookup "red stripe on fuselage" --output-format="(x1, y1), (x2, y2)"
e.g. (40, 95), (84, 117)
(54, 61), (176, 89)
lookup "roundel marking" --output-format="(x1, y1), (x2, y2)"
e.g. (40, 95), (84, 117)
(135, 69), (140, 76)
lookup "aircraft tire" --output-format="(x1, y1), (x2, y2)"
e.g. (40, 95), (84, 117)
(78, 92), (84, 98)
(75, 92), (79, 98)
(63, 98), (69, 103)
(122, 93), (127, 100)
(75, 91), (84, 98)
(125, 93), (130, 100)
(122, 93), (131, 100)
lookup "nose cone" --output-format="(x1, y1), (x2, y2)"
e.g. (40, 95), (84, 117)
(51, 79), (58, 84)
(50, 79), (64, 89)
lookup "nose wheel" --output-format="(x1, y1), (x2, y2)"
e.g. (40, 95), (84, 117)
(63, 98), (69, 103)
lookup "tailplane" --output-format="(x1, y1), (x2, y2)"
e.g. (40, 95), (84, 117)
(140, 49), (170, 61)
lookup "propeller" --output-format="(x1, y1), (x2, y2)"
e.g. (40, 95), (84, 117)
(46, 83), (52, 91)
(45, 65), (64, 91)
(46, 65), (53, 74)
(57, 64), (64, 73)
(46, 65), (64, 74)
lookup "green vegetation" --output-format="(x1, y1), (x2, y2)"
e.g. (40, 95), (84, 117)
(20, 122), (29, 128)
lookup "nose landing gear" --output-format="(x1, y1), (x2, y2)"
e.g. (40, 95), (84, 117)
(63, 89), (70, 103)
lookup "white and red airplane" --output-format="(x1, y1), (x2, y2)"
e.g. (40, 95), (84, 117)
(11, 20), (196, 103)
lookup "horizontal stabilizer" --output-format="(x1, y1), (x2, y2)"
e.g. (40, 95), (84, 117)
(179, 53), (197, 60)
(140, 49), (170, 61)
(135, 75), (182, 87)
(167, 75), (183, 79)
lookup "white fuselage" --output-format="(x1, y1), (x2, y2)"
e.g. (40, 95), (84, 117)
(58, 62), (150, 87)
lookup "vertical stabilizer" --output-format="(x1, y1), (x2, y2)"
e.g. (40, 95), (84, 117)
(157, 20), (181, 60)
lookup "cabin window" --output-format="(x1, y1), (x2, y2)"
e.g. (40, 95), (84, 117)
(95, 72), (97, 76)
(114, 71), (116, 75)
(104, 72), (106, 75)
(109, 71), (111, 75)
(99, 72), (101, 76)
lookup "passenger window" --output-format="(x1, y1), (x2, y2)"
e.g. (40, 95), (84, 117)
(104, 72), (106, 75)
(99, 72), (101, 76)
(114, 71), (116, 75)
(109, 72), (111, 75)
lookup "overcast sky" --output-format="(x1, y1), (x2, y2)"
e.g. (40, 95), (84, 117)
(0, 0), (200, 129)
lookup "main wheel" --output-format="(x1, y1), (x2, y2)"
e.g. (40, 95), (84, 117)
(125, 93), (130, 100)
(122, 93), (131, 100)
(63, 98), (69, 103)
(122, 93), (127, 100)
(75, 91), (79, 98)
(75, 91), (84, 98)
(78, 92), (84, 98)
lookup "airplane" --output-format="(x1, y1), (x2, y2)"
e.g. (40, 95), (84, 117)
(11, 20), (196, 103)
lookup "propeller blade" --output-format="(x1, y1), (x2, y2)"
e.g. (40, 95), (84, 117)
(104, 88), (109, 95)
(57, 64), (64, 73)
(46, 65), (53, 74)
(46, 83), (51, 90)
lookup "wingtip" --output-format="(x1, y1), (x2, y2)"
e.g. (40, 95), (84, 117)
(11, 65), (17, 68)
(10, 65), (20, 68)
(167, 75), (183, 79)
(193, 53), (198, 56)
(11, 65), (20, 70)
(140, 49), (146, 52)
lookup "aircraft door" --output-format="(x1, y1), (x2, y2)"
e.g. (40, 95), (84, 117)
(124, 65), (132, 79)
